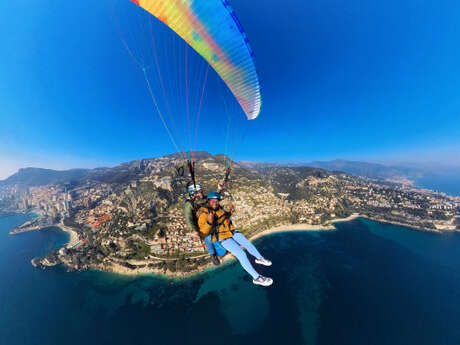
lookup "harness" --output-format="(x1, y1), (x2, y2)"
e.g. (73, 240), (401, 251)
(185, 198), (202, 211)
(207, 206), (233, 242)
(185, 198), (206, 226)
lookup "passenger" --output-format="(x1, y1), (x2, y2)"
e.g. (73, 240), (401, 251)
(198, 191), (273, 287)
(184, 183), (220, 266)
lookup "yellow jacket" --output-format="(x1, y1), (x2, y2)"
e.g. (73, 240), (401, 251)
(197, 206), (235, 242)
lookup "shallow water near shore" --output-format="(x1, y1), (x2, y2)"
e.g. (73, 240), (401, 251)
(1, 214), (460, 345)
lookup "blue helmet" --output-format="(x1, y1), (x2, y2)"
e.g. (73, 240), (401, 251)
(207, 191), (221, 200)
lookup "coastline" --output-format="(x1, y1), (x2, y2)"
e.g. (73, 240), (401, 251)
(56, 222), (80, 248)
(96, 213), (363, 278)
(360, 215), (444, 233)
(7, 212), (80, 248)
(249, 222), (334, 242)
(27, 212), (455, 278)
(249, 213), (362, 242)
(8, 211), (42, 235)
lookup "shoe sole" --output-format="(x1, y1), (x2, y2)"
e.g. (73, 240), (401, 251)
(253, 279), (273, 287)
(255, 260), (272, 266)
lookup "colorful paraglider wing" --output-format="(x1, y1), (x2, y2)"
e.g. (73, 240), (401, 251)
(129, 0), (261, 120)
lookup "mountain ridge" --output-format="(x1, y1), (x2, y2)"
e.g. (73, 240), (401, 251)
(1, 152), (458, 276)
(239, 158), (425, 181)
(0, 167), (91, 187)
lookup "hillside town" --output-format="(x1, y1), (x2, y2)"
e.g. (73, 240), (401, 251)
(1, 154), (459, 276)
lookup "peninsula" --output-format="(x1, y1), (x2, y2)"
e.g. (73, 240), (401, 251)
(1, 152), (459, 277)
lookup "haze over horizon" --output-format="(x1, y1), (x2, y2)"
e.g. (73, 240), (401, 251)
(2, 152), (460, 182)
(1, 0), (459, 180)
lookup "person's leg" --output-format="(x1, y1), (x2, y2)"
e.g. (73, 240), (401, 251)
(232, 232), (263, 260)
(221, 238), (260, 279)
(203, 235), (215, 255)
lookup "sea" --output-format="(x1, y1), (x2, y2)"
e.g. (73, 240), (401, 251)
(415, 172), (460, 196)
(1, 213), (460, 345)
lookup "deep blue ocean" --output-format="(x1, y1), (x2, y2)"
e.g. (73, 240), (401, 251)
(415, 172), (460, 196)
(1, 213), (460, 345)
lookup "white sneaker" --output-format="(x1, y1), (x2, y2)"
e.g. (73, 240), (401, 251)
(255, 257), (272, 266)
(253, 275), (273, 287)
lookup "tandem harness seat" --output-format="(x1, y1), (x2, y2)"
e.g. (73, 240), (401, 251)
(207, 206), (236, 257)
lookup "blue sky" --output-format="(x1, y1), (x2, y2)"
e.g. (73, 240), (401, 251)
(1, 0), (459, 179)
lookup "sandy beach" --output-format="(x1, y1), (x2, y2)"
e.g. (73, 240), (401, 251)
(57, 222), (80, 248)
(249, 213), (361, 241)
(100, 213), (363, 278)
(331, 213), (362, 223)
(249, 223), (334, 241)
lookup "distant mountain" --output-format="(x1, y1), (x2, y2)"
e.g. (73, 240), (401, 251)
(238, 161), (282, 169)
(0, 168), (90, 187)
(3, 151), (458, 276)
(239, 159), (426, 182)
(0, 156), (428, 190)
(162, 151), (213, 161)
(0, 152), (214, 189)
(307, 159), (424, 181)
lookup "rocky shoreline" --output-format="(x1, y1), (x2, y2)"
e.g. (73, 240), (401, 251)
(14, 214), (459, 278)
(363, 215), (458, 233)
(60, 213), (459, 278)
(31, 214), (371, 278)
(29, 218), (343, 277)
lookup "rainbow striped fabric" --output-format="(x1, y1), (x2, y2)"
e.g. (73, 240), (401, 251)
(129, 0), (261, 119)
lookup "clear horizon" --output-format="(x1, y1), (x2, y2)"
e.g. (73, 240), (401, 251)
(1, 0), (459, 180)
(2, 150), (460, 181)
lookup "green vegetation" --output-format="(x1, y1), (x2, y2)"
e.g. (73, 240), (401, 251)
(129, 240), (151, 260)
(6, 152), (457, 275)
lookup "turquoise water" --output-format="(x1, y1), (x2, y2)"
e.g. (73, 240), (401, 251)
(1, 214), (460, 344)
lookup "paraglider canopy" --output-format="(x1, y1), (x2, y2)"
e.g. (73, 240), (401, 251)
(129, 0), (261, 120)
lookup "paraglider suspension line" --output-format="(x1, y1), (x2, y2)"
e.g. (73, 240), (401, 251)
(141, 67), (181, 154)
(187, 159), (197, 189)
